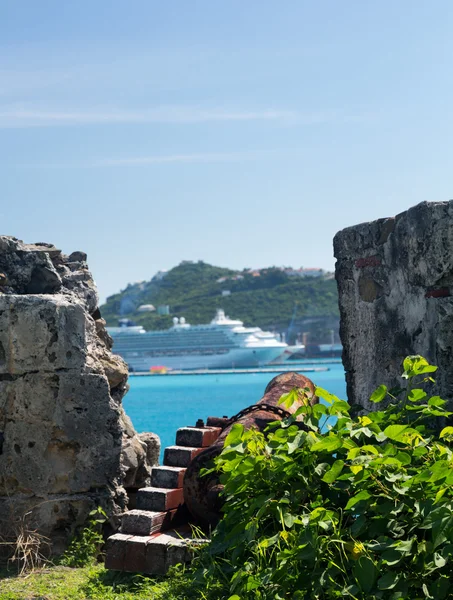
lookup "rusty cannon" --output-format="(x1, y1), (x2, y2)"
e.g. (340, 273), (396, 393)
(183, 372), (318, 529)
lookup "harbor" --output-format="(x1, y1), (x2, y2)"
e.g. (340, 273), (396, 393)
(129, 364), (330, 376)
(124, 361), (347, 456)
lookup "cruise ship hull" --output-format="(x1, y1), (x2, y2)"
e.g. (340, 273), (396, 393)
(108, 309), (288, 372)
(124, 346), (285, 372)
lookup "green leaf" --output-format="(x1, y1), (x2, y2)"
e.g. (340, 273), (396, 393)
(422, 506), (453, 549)
(430, 578), (450, 600)
(258, 533), (279, 548)
(440, 426), (453, 439)
(395, 451), (411, 466)
(329, 400), (350, 415)
(287, 430), (306, 454)
(346, 490), (371, 510)
(435, 487), (447, 504)
(370, 384), (387, 403)
(429, 460), (450, 482)
(245, 576), (260, 591)
(383, 424), (418, 442)
(314, 462), (330, 477)
(312, 403), (327, 417)
(354, 556), (377, 593)
(383, 424), (408, 440)
(224, 423), (244, 447)
(381, 549), (403, 566)
(402, 355), (437, 379)
(322, 460), (345, 483)
(315, 386), (340, 405)
(429, 395), (446, 407)
(278, 388), (299, 409)
(283, 511), (296, 528)
(434, 552), (447, 568)
(310, 435), (343, 453)
(377, 571), (399, 590)
(408, 388), (427, 402)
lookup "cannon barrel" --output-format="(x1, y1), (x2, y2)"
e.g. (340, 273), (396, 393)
(183, 372), (318, 529)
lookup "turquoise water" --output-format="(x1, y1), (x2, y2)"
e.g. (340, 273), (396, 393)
(123, 361), (347, 456)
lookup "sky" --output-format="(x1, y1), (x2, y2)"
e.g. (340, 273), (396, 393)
(1, 1), (453, 303)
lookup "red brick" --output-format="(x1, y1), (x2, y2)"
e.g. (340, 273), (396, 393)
(104, 533), (132, 571)
(144, 530), (196, 575)
(121, 509), (180, 535)
(136, 487), (184, 512)
(176, 426), (222, 448)
(123, 535), (150, 573)
(151, 466), (186, 489)
(425, 287), (450, 298)
(163, 445), (205, 467)
(355, 256), (381, 268)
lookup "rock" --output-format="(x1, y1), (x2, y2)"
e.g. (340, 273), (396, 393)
(334, 200), (453, 411)
(0, 236), (159, 554)
(138, 432), (161, 467)
(68, 251), (87, 262)
(95, 318), (114, 350)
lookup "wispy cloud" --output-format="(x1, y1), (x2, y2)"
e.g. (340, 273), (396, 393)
(96, 151), (256, 166)
(0, 105), (301, 128)
(21, 150), (270, 169)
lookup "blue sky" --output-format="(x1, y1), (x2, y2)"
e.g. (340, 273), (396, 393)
(1, 1), (452, 303)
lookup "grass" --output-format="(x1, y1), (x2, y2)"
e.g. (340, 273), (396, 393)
(0, 563), (228, 600)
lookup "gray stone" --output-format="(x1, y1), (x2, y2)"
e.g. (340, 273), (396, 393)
(151, 466), (185, 489)
(0, 235), (158, 553)
(163, 445), (202, 467)
(136, 487), (184, 512)
(138, 432), (161, 466)
(145, 529), (208, 575)
(175, 427), (205, 447)
(0, 295), (87, 375)
(120, 509), (165, 535)
(105, 533), (133, 571)
(68, 251), (87, 262)
(334, 200), (453, 410)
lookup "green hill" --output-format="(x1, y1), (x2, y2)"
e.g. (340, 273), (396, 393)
(100, 261), (340, 343)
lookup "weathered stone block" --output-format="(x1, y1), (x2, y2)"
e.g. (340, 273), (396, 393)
(138, 432), (161, 466)
(0, 371), (122, 495)
(163, 445), (204, 467)
(136, 487), (184, 512)
(104, 533), (133, 570)
(175, 426), (222, 448)
(151, 466), (186, 489)
(144, 532), (190, 575)
(0, 295), (86, 375)
(0, 236), (158, 552)
(120, 509), (178, 535)
(123, 535), (149, 573)
(334, 200), (453, 410)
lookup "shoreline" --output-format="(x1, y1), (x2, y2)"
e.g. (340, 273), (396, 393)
(129, 365), (330, 376)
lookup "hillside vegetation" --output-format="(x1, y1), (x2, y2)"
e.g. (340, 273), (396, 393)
(100, 261), (339, 339)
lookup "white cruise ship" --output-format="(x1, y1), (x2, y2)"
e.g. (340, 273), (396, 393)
(107, 309), (288, 371)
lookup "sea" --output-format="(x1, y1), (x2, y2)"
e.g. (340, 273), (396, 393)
(123, 360), (347, 458)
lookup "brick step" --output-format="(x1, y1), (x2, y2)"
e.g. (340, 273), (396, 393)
(120, 508), (178, 535)
(105, 527), (209, 575)
(175, 426), (222, 448)
(163, 445), (205, 467)
(151, 466), (186, 489)
(136, 487), (184, 512)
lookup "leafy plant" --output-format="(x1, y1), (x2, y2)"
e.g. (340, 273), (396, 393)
(202, 355), (453, 599)
(60, 507), (107, 568)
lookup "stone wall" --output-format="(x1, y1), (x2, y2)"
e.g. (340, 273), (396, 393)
(0, 237), (159, 554)
(334, 200), (453, 411)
